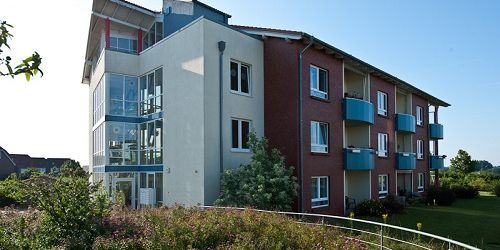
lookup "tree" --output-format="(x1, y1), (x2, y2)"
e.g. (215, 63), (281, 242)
(450, 149), (475, 175)
(472, 160), (494, 172)
(51, 160), (87, 178)
(215, 133), (299, 211)
(0, 21), (42, 81)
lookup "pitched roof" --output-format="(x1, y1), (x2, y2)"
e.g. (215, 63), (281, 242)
(233, 25), (450, 107)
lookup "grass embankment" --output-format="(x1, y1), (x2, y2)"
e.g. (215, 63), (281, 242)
(369, 193), (500, 249)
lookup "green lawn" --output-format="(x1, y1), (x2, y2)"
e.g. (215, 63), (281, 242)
(372, 193), (500, 249)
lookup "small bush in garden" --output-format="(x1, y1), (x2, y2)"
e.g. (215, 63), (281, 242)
(450, 184), (479, 199)
(495, 183), (500, 197)
(381, 195), (405, 214)
(0, 174), (27, 207)
(354, 199), (387, 216)
(216, 133), (299, 211)
(0, 208), (44, 249)
(426, 186), (455, 206)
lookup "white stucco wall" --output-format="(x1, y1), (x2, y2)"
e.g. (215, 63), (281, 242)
(202, 19), (264, 204)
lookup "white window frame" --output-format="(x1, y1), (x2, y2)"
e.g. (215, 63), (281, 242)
(378, 174), (388, 197)
(417, 140), (424, 159)
(230, 60), (251, 96)
(231, 118), (251, 153)
(418, 173), (425, 192)
(311, 121), (328, 153)
(416, 106), (423, 126)
(377, 91), (388, 116)
(377, 133), (388, 157)
(311, 176), (329, 208)
(310, 65), (328, 99)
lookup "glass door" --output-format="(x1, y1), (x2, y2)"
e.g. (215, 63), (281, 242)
(113, 178), (136, 208)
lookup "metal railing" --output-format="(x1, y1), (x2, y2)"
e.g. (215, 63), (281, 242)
(200, 206), (481, 250)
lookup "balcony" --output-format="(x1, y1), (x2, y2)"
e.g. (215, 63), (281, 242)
(396, 113), (416, 133)
(396, 152), (416, 170)
(344, 148), (375, 170)
(430, 155), (445, 170)
(429, 123), (444, 140)
(343, 98), (374, 125)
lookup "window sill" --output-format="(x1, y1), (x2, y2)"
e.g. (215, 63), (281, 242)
(231, 148), (251, 153)
(377, 113), (389, 119)
(230, 90), (252, 98)
(378, 155), (388, 159)
(379, 193), (388, 198)
(310, 95), (330, 103)
(311, 204), (329, 209)
(417, 189), (424, 193)
(311, 151), (329, 156)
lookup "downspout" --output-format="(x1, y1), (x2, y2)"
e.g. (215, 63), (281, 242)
(298, 36), (314, 212)
(218, 41), (226, 174)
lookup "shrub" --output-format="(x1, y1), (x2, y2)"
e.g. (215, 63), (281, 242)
(0, 174), (27, 207)
(355, 199), (387, 216)
(426, 186), (455, 206)
(495, 184), (500, 197)
(23, 174), (110, 248)
(216, 133), (298, 211)
(96, 207), (366, 249)
(450, 184), (479, 199)
(381, 195), (405, 214)
(0, 208), (44, 249)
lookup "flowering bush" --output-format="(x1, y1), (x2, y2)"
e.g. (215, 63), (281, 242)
(94, 207), (367, 249)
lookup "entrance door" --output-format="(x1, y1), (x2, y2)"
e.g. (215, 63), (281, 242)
(397, 172), (412, 196)
(113, 178), (136, 208)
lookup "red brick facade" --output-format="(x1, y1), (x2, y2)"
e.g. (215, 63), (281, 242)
(263, 36), (435, 215)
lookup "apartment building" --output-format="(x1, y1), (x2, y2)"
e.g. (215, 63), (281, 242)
(83, 0), (264, 208)
(234, 27), (449, 215)
(83, 0), (448, 215)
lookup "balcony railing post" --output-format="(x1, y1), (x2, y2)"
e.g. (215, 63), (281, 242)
(380, 224), (384, 250)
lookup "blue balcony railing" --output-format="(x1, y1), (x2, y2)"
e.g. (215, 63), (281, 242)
(396, 113), (416, 133)
(396, 152), (416, 170)
(344, 148), (375, 170)
(430, 155), (445, 170)
(429, 123), (444, 140)
(343, 98), (374, 125)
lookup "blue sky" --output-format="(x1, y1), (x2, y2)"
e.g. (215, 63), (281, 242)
(1, 0), (499, 166)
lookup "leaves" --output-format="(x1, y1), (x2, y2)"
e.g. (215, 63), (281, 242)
(0, 20), (42, 81)
(450, 149), (475, 175)
(215, 133), (299, 211)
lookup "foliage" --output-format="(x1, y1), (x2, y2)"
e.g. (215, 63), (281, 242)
(473, 160), (494, 172)
(449, 149), (475, 175)
(0, 208), (44, 249)
(22, 174), (110, 248)
(381, 195), (405, 214)
(426, 186), (455, 206)
(0, 21), (42, 81)
(51, 159), (88, 178)
(19, 167), (43, 180)
(449, 184), (478, 199)
(441, 169), (500, 192)
(215, 133), (298, 211)
(94, 207), (366, 249)
(354, 199), (387, 216)
(0, 173), (27, 207)
(495, 184), (500, 197)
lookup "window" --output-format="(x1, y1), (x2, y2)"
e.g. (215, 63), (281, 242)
(311, 176), (329, 208)
(107, 122), (139, 166)
(418, 173), (425, 192)
(143, 22), (164, 50)
(139, 119), (163, 165)
(417, 140), (424, 159)
(93, 77), (105, 125)
(377, 133), (388, 157)
(429, 142), (435, 156)
(310, 65), (328, 99)
(109, 74), (139, 117)
(139, 172), (163, 205)
(109, 36), (137, 53)
(378, 175), (388, 197)
(231, 119), (251, 152)
(140, 68), (163, 116)
(416, 106), (423, 126)
(311, 121), (328, 153)
(377, 91), (388, 116)
(92, 124), (105, 166)
(230, 61), (251, 95)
